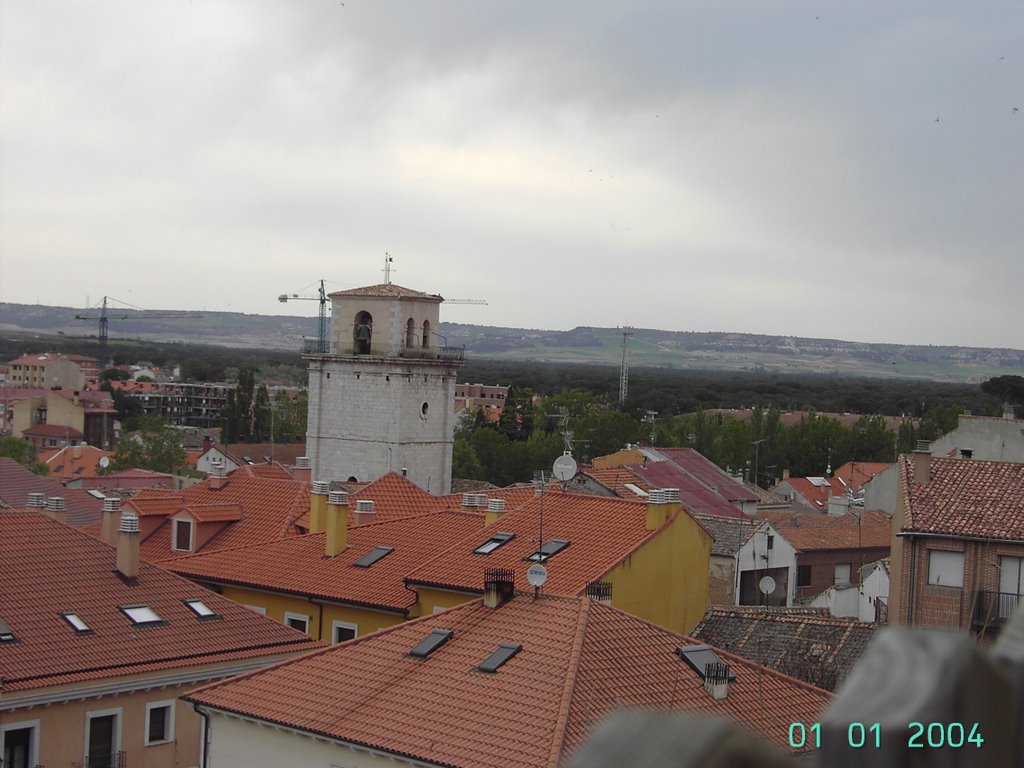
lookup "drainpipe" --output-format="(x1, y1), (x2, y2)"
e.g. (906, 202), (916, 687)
(906, 534), (917, 626)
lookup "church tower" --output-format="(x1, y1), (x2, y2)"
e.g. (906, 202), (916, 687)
(305, 282), (464, 494)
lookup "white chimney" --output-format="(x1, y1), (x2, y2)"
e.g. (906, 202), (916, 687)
(117, 511), (141, 581)
(27, 492), (46, 508)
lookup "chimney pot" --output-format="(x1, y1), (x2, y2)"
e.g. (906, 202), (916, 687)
(295, 456), (311, 469)
(483, 568), (515, 608)
(103, 497), (121, 513)
(46, 497), (66, 513)
(328, 490), (349, 505)
(27, 492), (46, 508)
(313, 480), (331, 495)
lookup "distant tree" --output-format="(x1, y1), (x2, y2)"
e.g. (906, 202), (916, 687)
(100, 381), (145, 421)
(850, 415), (897, 462)
(107, 418), (186, 474)
(100, 367), (129, 382)
(981, 375), (1024, 416)
(253, 384), (272, 442)
(0, 435), (48, 475)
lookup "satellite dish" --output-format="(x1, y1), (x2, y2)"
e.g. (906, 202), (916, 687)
(552, 453), (578, 482)
(99, 457), (110, 468)
(758, 575), (777, 595)
(526, 563), (549, 588)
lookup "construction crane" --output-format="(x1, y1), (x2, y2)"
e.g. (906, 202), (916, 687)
(278, 279), (328, 354)
(75, 296), (202, 369)
(619, 326), (634, 406)
(446, 298), (488, 305)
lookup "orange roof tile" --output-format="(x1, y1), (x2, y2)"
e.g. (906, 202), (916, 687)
(328, 282), (443, 301)
(39, 445), (112, 480)
(901, 456), (1024, 539)
(167, 511), (485, 612)
(0, 457), (105, 527)
(0, 511), (323, 694)
(185, 594), (831, 766)
(408, 491), (682, 596)
(433, 484), (540, 513)
(757, 509), (892, 552)
(183, 503), (243, 523)
(348, 471), (442, 521)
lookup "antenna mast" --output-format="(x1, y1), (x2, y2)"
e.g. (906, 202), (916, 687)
(619, 326), (634, 406)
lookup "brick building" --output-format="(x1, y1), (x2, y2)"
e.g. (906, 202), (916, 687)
(889, 451), (1024, 637)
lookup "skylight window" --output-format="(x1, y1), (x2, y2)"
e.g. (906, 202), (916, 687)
(353, 546), (395, 568)
(409, 628), (453, 658)
(478, 642), (522, 673)
(676, 644), (736, 681)
(474, 532), (515, 555)
(120, 604), (164, 626)
(184, 599), (219, 619)
(61, 612), (92, 633)
(526, 539), (570, 563)
(0, 617), (16, 643)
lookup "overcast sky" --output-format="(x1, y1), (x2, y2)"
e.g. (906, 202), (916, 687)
(1, 1), (1021, 349)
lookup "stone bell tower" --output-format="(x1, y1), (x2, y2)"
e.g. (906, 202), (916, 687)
(305, 282), (464, 494)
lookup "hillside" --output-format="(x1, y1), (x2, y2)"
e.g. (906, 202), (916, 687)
(3, 302), (1023, 383)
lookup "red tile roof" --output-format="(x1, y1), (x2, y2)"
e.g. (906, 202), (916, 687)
(185, 594), (831, 766)
(167, 511), (485, 612)
(407, 491), (682, 596)
(350, 471), (440, 521)
(757, 509), (892, 552)
(184, 503), (243, 523)
(328, 283), (444, 301)
(657, 447), (761, 503)
(900, 456), (1024, 540)
(0, 511), (323, 694)
(22, 423), (85, 439)
(0, 457), (104, 527)
(581, 466), (654, 498)
(432, 483), (540, 513)
(628, 462), (748, 519)
(38, 445), (112, 480)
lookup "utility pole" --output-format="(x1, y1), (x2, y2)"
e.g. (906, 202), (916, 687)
(752, 438), (766, 488)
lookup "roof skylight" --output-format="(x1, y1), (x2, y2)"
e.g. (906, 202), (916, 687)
(526, 538), (570, 563)
(676, 644), (736, 681)
(120, 604), (164, 626)
(474, 532), (515, 555)
(0, 617), (16, 643)
(478, 642), (522, 673)
(61, 612), (92, 633)
(184, 599), (219, 619)
(409, 628), (453, 658)
(354, 546), (395, 568)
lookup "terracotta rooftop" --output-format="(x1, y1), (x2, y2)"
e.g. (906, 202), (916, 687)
(693, 605), (881, 692)
(433, 483), (540, 513)
(407, 491), (686, 596)
(22, 423), (85, 440)
(328, 282), (444, 301)
(900, 455), (1024, 540)
(628, 461), (748, 519)
(0, 511), (323, 694)
(185, 594), (831, 766)
(82, 464), (310, 561)
(38, 445), (112, 480)
(207, 442), (308, 468)
(167, 510), (485, 613)
(0, 457), (105, 527)
(757, 509), (892, 552)
(580, 466), (654, 498)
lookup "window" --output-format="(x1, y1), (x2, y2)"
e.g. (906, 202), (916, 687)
(766, 534), (774, 551)
(409, 628), (453, 658)
(284, 612), (311, 634)
(474, 532), (515, 555)
(834, 563), (852, 586)
(183, 599), (219, 619)
(796, 565), (812, 588)
(526, 539), (570, 563)
(120, 605), (163, 625)
(2, 719), (40, 768)
(332, 621), (358, 644)
(144, 701), (174, 746)
(928, 550), (964, 587)
(354, 546), (395, 568)
(61, 612), (92, 634)
(173, 519), (193, 552)
(676, 645), (736, 681)
(478, 642), (522, 673)
(85, 708), (121, 768)
(0, 617), (17, 643)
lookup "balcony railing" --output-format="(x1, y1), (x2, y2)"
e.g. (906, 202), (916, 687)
(302, 342), (466, 362)
(972, 590), (1020, 632)
(79, 751), (126, 768)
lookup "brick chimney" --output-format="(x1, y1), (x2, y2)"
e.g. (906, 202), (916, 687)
(45, 496), (66, 524)
(116, 510), (141, 582)
(483, 568), (515, 608)
(101, 496), (122, 546)
(484, 498), (507, 527)
(325, 490), (349, 557)
(912, 442), (932, 485)
(292, 456), (311, 484)
(645, 488), (680, 531)
(309, 480), (329, 533)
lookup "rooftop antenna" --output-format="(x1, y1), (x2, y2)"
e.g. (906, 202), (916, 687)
(383, 252), (394, 284)
(643, 410), (658, 444)
(618, 325), (634, 406)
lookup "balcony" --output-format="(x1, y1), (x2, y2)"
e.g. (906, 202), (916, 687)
(971, 590), (1020, 633)
(77, 751), (126, 768)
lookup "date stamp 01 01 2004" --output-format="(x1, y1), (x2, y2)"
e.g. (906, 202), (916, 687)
(788, 722), (985, 750)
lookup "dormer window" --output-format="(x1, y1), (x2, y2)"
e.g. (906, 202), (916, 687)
(173, 519), (193, 552)
(526, 539), (570, 563)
